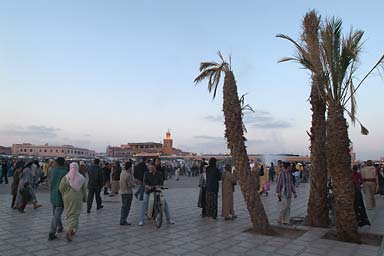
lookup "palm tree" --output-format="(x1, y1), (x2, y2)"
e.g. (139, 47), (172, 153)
(194, 52), (272, 234)
(278, 16), (384, 242)
(301, 10), (329, 227)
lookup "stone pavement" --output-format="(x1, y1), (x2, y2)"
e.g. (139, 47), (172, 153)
(0, 176), (383, 256)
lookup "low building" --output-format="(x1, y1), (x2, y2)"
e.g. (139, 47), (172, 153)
(12, 143), (96, 159)
(0, 146), (12, 155)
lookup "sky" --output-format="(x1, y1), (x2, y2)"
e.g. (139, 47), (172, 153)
(0, 0), (383, 160)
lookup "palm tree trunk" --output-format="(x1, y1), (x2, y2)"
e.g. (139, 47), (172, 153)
(305, 82), (329, 227)
(222, 71), (272, 234)
(327, 103), (359, 242)
(303, 11), (330, 227)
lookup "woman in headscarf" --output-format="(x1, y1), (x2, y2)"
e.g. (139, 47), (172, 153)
(205, 158), (221, 220)
(15, 160), (42, 211)
(59, 162), (87, 241)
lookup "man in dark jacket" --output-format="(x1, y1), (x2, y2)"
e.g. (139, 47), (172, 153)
(87, 159), (104, 213)
(134, 158), (148, 201)
(48, 157), (68, 240)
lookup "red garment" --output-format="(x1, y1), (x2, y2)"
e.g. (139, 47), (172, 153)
(352, 172), (362, 189)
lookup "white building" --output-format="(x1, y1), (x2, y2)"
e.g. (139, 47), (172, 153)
(12, 143), (96, 159)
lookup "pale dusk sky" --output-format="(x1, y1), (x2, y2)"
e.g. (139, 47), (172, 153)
(0, 0), (383, 160)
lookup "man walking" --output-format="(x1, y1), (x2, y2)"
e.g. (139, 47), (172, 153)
(87, 159), (104, 213)
(48, 157), (68, 240)
(276, 162), (297, 225)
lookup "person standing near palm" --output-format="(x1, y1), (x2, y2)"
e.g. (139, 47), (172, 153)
(205, 158), (221, 220)
(361, 160), (379, 209)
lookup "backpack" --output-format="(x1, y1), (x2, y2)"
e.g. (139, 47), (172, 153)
(259, 168), (264, 176)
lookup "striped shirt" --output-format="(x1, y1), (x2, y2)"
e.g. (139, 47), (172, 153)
(276, 170), (296, 198)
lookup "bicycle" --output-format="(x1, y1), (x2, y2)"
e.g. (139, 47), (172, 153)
(146, 187), (167, 228)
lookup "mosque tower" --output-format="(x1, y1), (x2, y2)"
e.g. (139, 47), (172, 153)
(162, 130), (173, 155)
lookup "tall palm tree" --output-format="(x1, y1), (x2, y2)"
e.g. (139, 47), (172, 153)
(301, 10), (329, 227)
(278, 16), (384, 242)
(194, 52), (272, 234)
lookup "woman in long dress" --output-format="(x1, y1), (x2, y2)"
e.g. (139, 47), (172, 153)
(221, 164), (237, 220)
(205, 158), (221, 219)
(59, 162), (87, 241)
(352, 165), (370, 227)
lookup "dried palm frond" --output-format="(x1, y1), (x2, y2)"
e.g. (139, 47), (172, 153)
(239, 93), (254, 133)
(345, 109), (369, 135)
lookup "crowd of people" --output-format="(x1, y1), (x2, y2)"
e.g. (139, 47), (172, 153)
(1, 156), (384, 242)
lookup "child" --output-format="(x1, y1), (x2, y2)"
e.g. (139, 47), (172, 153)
(19, 182), (32, 213)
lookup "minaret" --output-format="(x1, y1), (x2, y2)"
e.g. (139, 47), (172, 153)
(162, 130), (173, 155)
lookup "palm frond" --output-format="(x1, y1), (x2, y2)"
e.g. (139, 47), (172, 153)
(239, 93), (254, 134)
(200, 62), (219, 72)
(278, 57), (300, 63)
(211, 65), (222, 99)
(344, 108), (369, 135)
(194, 53), (229, 100)
(194, 67), (219, 85)
(345, 54), (384, 104)
(276, 34), (305, 54)
(276, 34), (315, 71)
(349, 79), (356, 125)
(217, 51), (225, 63)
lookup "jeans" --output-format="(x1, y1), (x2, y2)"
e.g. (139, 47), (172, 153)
(87, 187), (102, 210)
(135, 183), (144, 200)
(295, 176), (300, 187)
(140, 192), (171, 222)
(120, 194), (133, 224)
(49, 206), (64, 234)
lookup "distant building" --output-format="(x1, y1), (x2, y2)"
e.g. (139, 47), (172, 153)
(12, 143), (96, 159)
(0, 146), (12, 155)
(162, 130), (173, 155)
(106, 131), (189, 158)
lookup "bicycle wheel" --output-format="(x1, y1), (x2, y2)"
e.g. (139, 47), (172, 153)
(155, 204), (163, 228)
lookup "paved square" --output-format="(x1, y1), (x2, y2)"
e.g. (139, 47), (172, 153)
(0, 176), (383, 256)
